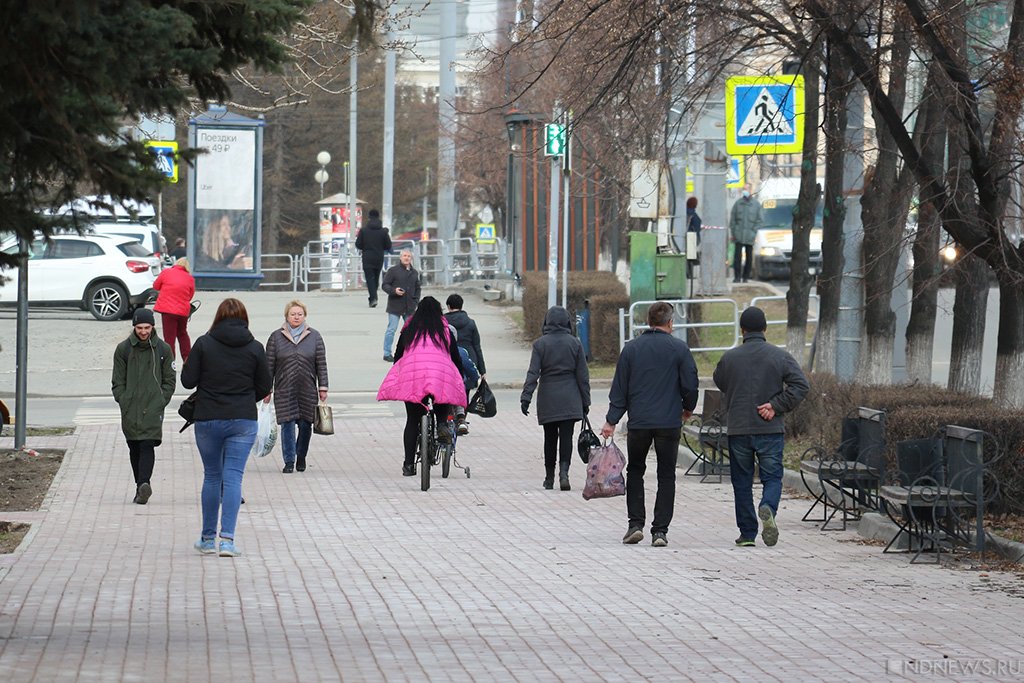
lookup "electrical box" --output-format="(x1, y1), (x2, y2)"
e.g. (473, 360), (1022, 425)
(629, 231), (657, 302)
(655, 254), (687, 299)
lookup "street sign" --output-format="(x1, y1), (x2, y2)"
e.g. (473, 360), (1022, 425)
(726, 157), (745, 188)
(686, 167), (695, 194)
(725, 75), (804, 155)
(475, 223), (496, 244)
(145, 140), (178, 183)
(544, 123), (567, 157)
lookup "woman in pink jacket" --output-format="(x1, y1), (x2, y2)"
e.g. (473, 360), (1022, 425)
(377, 296), (466, 476)
(152, 257), (196, 362)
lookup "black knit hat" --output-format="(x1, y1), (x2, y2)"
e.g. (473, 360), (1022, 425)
(132, 308), (155, 326)
(739, 306), (767, 332)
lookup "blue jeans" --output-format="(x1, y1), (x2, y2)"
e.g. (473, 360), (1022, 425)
(195, 419), (257, 540)
(728, 433), (785, 539)
(280, 420), (312, 465)
(383, 313), (408, 355)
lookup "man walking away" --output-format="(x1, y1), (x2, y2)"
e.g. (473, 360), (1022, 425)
(355, 208), (392, 308)
(111, 308), (176, 504)
(381, 249), (420, 361)
(713, 306), (809, 547)
(729, 183), (762, 283)
(445, 293), (486, 434)
(601, 302), (699, 547)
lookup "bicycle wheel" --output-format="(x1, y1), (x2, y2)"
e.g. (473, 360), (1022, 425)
(420, 411), (431, 491)
(441, 443), (452, 478)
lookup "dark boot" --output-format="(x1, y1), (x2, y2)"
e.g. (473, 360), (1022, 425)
(559, 462), (571, 491)
(296, 455), (306, 472)
(543, 466), (555, 490)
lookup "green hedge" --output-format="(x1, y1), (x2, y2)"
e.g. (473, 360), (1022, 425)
(789, 373), (1024, 515)
(521, 271), (629, 363)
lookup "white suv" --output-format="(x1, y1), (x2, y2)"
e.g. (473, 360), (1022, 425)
(0, 233), (160, 321)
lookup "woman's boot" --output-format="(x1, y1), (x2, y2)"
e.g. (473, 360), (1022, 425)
(543, 465), (555, 490)
(559, 461), (571, 491)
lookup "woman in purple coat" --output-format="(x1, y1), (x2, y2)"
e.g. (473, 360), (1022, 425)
(377, 296), (466, 476)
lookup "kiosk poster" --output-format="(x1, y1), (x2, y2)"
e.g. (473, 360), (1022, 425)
(194, 128), (257, 272)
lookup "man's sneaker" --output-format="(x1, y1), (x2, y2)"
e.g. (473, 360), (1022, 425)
(282, 463), (294, 474)
(735, 537), (756, 547)
(383, 354), (395, 363)
(218, 539), (241, 557)
(652, 532), (668, 547)
(194, 538), (216, 555)
(622, 526), (644, 544)
(136, 482), (152, 505)
(456, 419), (469, 436)
(402, 463), (416, 477)
(759, 504), (779, 547)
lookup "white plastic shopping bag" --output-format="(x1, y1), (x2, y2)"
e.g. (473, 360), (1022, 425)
(252, 402), (278, 458)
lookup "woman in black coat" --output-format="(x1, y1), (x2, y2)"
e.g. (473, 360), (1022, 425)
(520, 306), (591, 490)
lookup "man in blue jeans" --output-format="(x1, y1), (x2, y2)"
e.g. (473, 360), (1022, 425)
(713, 306), (809, 547)
(602, 301), (699, 547)
(380, 249), (420, 361)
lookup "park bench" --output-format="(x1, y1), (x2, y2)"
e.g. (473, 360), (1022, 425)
(682, 389), (729, 483)
(879, 426), (999, 564)
(799, 407), (887, 531)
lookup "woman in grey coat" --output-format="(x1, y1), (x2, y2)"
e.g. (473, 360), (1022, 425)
(521, 306), (591, 490)
(265, 300), (329, 473)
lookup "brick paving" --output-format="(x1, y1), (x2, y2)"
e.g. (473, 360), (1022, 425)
(3, 403), (1024, 682)
(2, 288), (1023, 681)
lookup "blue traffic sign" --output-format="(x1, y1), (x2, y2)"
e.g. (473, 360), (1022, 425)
(725, 76), (804, 155)
(145, 140), (179, 183)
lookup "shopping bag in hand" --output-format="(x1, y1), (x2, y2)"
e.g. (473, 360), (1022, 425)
(582, 439), (626, 500)
(467, 378), (497, 418)
(251, 402), (278, 458)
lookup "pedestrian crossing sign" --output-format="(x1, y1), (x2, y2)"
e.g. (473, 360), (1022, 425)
(725, 75), (804, 156)
(726, 157), (745, 188)
(145, 140), (179, 183)
(475, 223), (496, 244)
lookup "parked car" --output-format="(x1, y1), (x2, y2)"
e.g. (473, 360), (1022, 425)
(89, 222), (168, 266)
(0, 234), (159, 321)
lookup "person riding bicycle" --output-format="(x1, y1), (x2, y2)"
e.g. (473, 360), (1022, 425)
(377, 296), (467, 477)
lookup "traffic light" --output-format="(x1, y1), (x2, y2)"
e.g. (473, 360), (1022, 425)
(544, 123), (566, 157)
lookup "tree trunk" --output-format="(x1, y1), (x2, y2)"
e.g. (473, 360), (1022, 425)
(905, 198), (941, 383)
(786, 49), (821, 363)
(855, 25), (914, 384)
(904, 65), (945, 385)
(947, 255), (990, 393)
(816, 42), (852, 375)
(993, 273), (1024, 407)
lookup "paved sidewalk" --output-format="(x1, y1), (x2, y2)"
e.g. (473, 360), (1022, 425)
(2, 398), (1024, 682)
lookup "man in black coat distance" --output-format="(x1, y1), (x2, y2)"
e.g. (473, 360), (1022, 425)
(354, 208), (392, 307)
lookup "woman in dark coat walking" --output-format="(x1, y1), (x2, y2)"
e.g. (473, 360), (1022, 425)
(265, 300), (329, 473)
(520, 306), (591, 490)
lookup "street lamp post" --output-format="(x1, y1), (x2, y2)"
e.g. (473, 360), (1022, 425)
(315, 150), (331, 199)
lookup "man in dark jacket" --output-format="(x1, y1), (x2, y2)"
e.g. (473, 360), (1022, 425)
(601, 301), (699, 547)
(111, 308), (176, 505)
(444, 294), (486, 377)
(380, 249), (420, 361)
(713, 306), (809, 548)
(729, 184), (762, 283)
(354, 208), (392, 307)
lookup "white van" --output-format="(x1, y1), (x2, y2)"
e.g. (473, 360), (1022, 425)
(752, 177), (824, 280)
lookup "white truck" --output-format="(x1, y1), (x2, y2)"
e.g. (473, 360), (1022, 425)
(751, 177), (824, 280)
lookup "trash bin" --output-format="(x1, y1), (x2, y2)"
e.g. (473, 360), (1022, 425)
(575, 300), (592, 361)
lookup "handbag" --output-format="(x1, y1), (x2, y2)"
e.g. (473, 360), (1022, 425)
(582, 438), (627, 500)
(467, 378), (497, 418)
(577, 416), (601, 464)
(188, 300), (201, 322)
(314, 399), (334, 435)
(177, 392), (198, 433)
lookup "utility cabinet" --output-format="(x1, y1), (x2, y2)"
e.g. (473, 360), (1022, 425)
(629, 231), (657, 302)
(655, 254), (687, 299)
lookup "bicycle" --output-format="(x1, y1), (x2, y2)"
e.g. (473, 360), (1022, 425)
(417, 397), (469, 491)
